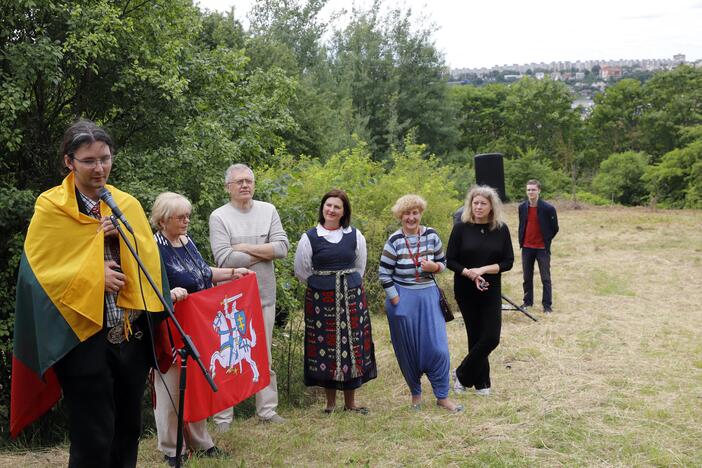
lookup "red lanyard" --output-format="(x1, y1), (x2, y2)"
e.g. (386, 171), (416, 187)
(403, 234), (423, 281)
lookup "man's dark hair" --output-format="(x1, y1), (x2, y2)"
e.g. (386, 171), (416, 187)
(59, 119), (114, 162)
(317, 189), (351, 228)
(526, 179), (541, 189)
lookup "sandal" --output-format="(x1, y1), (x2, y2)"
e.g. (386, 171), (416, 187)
(323, 407), (335, 414)
(436, 401), (464, 413)
(343, 406), (369, 415)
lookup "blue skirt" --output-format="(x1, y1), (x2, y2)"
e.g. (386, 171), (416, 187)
(385, 285), (450, 399)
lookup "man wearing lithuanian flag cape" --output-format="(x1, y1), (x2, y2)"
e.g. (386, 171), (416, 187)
(11, 120), (170, 468)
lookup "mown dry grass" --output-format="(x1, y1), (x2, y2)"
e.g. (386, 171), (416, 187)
(2, 204), (701, 467)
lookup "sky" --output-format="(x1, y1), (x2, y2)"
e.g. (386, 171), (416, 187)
(196, 0), (702, 69)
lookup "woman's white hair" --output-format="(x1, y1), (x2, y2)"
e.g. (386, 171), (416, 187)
(150, 192), (192, 230)
(460, 185), (505, 231)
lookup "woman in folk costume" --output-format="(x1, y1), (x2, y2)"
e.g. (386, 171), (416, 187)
(294, 189), (377, 414)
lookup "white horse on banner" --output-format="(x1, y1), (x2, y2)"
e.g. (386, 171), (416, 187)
(209, 294), (260, 381)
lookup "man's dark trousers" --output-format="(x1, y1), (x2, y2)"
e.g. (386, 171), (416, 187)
(521, 247), (552, 309)
(54, 316), (152, 468)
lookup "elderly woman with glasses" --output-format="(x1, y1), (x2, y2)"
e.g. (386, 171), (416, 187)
(150, 192), (249, 466)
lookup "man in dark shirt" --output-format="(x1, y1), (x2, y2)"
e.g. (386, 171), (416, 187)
(518, 179), (559, 313)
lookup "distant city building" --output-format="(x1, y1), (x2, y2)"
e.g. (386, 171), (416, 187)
(449, 54), (689, 81)
(447, 54), (693, 112)
(600, 65), (622, 80)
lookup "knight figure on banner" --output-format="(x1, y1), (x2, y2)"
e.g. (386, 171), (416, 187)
(210, 293), (260, 382)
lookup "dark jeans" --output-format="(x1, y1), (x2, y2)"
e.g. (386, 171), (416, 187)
(455, 295), (501, 390)
(521, 248), (552, 308)
(54, 318), (152, 468)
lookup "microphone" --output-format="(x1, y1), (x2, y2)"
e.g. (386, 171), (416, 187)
(98, 187), (134, 234)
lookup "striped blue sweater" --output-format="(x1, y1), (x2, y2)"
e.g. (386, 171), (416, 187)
(379, 226), (447, 300)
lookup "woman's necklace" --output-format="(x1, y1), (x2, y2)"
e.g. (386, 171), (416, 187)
(164, 232), (183, 246)
(403, 232), (422, 281)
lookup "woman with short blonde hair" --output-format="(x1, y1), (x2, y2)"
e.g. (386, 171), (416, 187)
(391, 194), (427, 220)
(379, 194), (463, 413)
(150, 192), (192, 230)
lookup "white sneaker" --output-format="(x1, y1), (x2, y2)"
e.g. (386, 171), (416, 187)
(259, 413), (286, 424)
(475, 387), (490, 396)
(452, 369), (467, 394)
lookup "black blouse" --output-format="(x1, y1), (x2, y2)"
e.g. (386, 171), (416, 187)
(446, 222), (514, 301)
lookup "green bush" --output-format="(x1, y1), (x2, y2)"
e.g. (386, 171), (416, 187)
(644, 140), (702, 208)
(504, 149), (570, 201)
(592, 151), (649, 205)
(575, 191), (612, 206)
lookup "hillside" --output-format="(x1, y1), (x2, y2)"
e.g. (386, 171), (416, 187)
(2, 204), (701, 466)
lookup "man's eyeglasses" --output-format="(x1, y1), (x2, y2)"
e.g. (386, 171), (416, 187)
(169, 214), (191, 222)
(227, 178), (254, 187)
(71, 154), (112, 168)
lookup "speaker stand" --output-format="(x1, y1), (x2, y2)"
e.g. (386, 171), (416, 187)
(501, 294), (538, 322)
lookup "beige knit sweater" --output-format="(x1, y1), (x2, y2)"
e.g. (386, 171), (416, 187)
(209, 200), (289, 307)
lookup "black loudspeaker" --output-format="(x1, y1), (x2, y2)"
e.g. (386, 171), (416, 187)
(474, 153), (506, 202)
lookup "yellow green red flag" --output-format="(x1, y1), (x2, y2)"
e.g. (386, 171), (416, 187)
(11, 173), (168, 437)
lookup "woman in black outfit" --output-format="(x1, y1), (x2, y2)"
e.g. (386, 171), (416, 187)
(446, 185), (514, 396)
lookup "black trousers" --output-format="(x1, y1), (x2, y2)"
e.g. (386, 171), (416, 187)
(54, 317), (152, 468)
(455, 294), (501, 390)
(521, 247), (552, 308)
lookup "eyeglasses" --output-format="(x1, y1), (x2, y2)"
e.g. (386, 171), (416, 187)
(227, 178), (254, 187)
(71, 154), (113, 168)
(169, 214), (191, 222)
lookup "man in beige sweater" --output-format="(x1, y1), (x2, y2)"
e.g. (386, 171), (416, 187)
(210, 163), (289, 428)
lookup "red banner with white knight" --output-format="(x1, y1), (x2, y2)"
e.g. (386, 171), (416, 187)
(171, 273), (270, 422)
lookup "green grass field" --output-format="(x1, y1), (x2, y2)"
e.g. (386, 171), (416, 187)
(3, 204), (701, 467)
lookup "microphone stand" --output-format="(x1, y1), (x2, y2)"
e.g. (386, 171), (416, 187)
(108, 216), (217, 468)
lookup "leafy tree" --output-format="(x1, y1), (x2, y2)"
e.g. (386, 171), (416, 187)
(639, 66), (702, 159)
(329, 2), (456, 159)
(504, 148), (570, 201)
(644, 139), (702, 208)
(501, 77), (580, 164)
(450, 83), (509, 155)
(248, 0), (330, 73)
(592, 151), (649, 205)
(588, 79), (645, 158)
